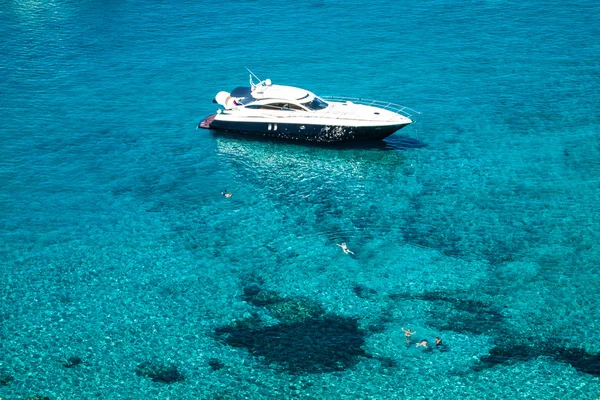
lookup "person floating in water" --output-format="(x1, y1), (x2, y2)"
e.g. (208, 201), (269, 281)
(416, 339), (428, 348)
(337, 242), (354, 254)
(221, 189), (233, 198)
(435, 337), (443, 347)
(402, 328), (416, 339)
(402, 328), (416, 348)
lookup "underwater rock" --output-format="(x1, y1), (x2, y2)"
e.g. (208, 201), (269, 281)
(366, 322), (386, 333)
(215, 314), (367, 374)
(353, 284), (377, 300)
(135, 361), (185, 383)
(377, 356), (398, 369)
(0, 374), (14, 385)
(474, 343), (600, 377)
(57, 294), (73, 304)
(242, 285), (326, 324)
(244, 287), (286, 307)
(242, 283), (262, 299)
(266, 297), (326, 324)
(62, 356), (82, 368)
(552, 347), (600, 376)
(208, 358), (225, 371)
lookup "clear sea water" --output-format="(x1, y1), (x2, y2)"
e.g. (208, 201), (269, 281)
(1, 0), (600, 398)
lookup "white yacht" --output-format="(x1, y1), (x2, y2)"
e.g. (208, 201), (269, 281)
(199, 72), (417, 143)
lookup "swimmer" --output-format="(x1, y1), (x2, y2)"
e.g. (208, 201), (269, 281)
(221, 189), (233, 198)
(435, 337), (443, 346)
(336, 243), (354, 255)
(416, 339), (428, 348)
(402, 328), (416, 338)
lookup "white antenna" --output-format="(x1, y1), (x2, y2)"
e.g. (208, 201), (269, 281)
(245, 67), (261, 87)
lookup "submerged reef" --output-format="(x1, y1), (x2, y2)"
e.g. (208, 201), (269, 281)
(135, 361), (185, 383)
(216, 315), (367, 374)
(472, 344), (532, 371)
(0, 374), (14, 386)
(61, 356), (83, 368)
(474, 343), (600, 376)
(242, 284), (326, 324)
(389, 290), (505, 336)
(215, 285), (368, 374)
(208, 358), (225, 371)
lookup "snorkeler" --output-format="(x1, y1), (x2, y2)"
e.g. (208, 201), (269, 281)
(416, 339), (428, 348)
(337, 243), (354, 255)
(221, 189), (233, 198)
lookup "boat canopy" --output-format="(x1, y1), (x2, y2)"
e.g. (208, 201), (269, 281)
(219, 79), (327, 110)
(252, 84), (311, 102)
(231, 86), (252, 98)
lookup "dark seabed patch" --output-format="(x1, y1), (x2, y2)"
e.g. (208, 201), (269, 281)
(61, 356), (83, 368)
(353, 283), (377, 300)
(389, 291), (505, 335)
(0, 374), (15, 386)
(472, 344), (533, 372)
(135, 361), (185, 383)
(215, 285), (369, 374)
(208, 358), (225, 371)
(474, 342), (600, 377)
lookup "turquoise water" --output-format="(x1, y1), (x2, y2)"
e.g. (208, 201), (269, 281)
(1, 0), (600, 398)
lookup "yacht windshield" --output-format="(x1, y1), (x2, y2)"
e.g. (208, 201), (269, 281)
(304, 97), (329, 110)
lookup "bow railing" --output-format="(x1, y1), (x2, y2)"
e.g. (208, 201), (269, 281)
(321, 96), (420, 119)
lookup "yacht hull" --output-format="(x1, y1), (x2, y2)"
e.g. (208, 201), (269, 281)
(199, 115), (409, 142)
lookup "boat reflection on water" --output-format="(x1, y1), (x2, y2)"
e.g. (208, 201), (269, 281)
(213, 132), (426, 199)
(213, 130), (426, 153)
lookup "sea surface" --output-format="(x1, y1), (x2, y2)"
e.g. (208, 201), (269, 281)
(1, 0), (600, 398)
